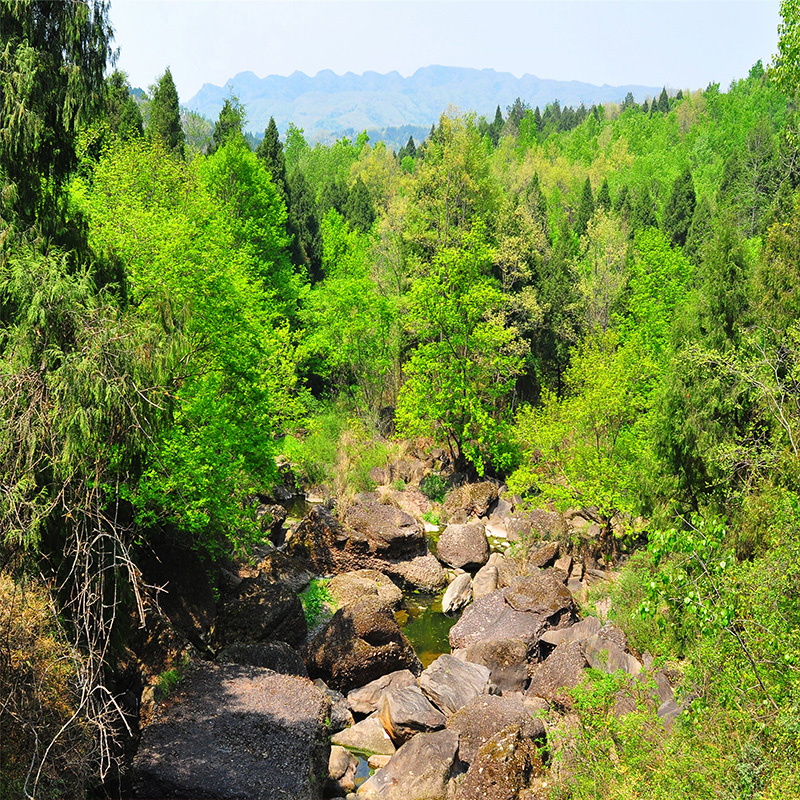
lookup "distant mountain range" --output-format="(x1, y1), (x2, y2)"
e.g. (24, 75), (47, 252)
(186, 66), (661, 147)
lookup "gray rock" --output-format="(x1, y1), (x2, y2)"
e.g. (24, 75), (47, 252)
(328, 746), (359, 796)
(464, 638), (530, 692)
(454, 718), (545, 800)
(313, 680), (354, 733)
(331, 711), (396, 756)
(327, 570), (403, 610)
(472, 563), (499, 600)
(418, 654), (491, 717)
(347, 669), (418, 716)
(215, 640), (308, 677)
(487, 552), (524, 588)
(526, 640), (588, 709)
(133, 663), (330, 800)
(344, 501), (427, 558)
(582, 633), (641, 676)
(525, 540), (560, 569)
(443, 482), (499, 521)
(503, 571), (576, 625)
(379, 685), (447, 744)
(539, 616), (602, 647)
(303, 597), (421, 693)
(441, 573), (472, 614)
(357, 729), (459, 800)
(436, 522), (489, 570)
(446, 693), (533, 765)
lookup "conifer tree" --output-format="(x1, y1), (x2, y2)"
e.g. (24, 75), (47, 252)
(663, 166), (696, 247)
(575, 177), (595, 236)
(596, 178), (612, 212)
(148, 68), (184, 158)
(256, 117), (288, 198)
(658, 87), (670, 113)
(209, 96), (245, 153)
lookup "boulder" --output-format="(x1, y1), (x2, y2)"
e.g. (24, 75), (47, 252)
(472, 563), (499, 600)
(441, 573), (472, 614)
(488, 552), (524, 589)
(347, 669), (418, 716)
(215, 640), (308, 677)
(385, 552), (447, 592)
(214, 576), (306, 649)
(328, 746), (359, 796)
(418, 654), (491, 717)
(327, 570), (403, 610)
(582, 633), (641, 676)
(379, 686), (447, 744)
(343, 501), (427, 558)
(454, 718), (545, 800)
(539, 616), (602, 648)
(378, 486), (432, 522)
(525, 540), (560, 569)
(367, 754), (392, 771)
(464, 638), (530, 693)
(133, 663), (330, 800)
(304, 597), (421, 693)
(526, 640), (588, 708)
(357, 729), (459, 800)
(446, 693), (536, 766)
(313, 679), (354, 733)
(436, 522), (489, 570)
(503, 571), (576, 627)
(331, 712), (396, 757)
(443, 482), (499, 522)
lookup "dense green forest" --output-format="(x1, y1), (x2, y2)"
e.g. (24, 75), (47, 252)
(3, 0), (800, 797)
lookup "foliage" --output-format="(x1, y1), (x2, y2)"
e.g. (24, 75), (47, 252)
(299, 578), (334, 627)
(419, 473), (449, 503)
(147, 68), (184, 159)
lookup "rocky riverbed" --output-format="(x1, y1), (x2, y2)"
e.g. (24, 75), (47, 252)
(124, 459), (678, 800)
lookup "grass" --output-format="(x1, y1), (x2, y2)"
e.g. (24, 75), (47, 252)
(300, 578), (335, 628)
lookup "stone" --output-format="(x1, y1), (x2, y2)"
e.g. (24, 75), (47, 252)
(303, 597), (422, 693)
(539, 616), (602, 648)
(447, 693), (537, 766)
(418, 654), (491, 717)
(327, 570), (403, 610)
(331, 712), (396, 757)
(484, 515), (508, 539)
(454, 718), (545, 800)
(214, 576), (306, 650)
(582, 633), (641, 676)
(554, 554), (573, 575)
(464, 638), (530, 692)
(385, 552), (447, 592)
(435, 522), (489, 570)
(525, 540), (560, 569)
(503, 571), (576, 626)
(328, 746), (359, 796)
(441, 572), (472, 614)
(443, 481), (499, 521)
(344, 501), (427, 558)
(357, 729), (459, 800)
(379, 686), (447, 744)
(526, 640), (588, 709)
(487, 551), (524, 588)
(313, 680), (354, 733)
(472, 563), (499, 600)
(367, 754), (392, 770)
(215, 640), (308, 677)
(347, 669), (418, 716)
(133, 663), (330, 800)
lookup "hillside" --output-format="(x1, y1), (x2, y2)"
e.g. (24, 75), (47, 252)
(186, 65), (660, 143)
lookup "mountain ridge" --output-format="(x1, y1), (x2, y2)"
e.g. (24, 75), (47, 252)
(186, 65), (662, 145)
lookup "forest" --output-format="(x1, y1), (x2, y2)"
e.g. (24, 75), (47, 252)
(2, 1), (800, 798)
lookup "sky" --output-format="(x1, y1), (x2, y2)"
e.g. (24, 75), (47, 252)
(109, 1), (783, 103)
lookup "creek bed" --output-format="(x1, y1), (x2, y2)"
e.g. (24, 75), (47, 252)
(395, 592), (458, 668)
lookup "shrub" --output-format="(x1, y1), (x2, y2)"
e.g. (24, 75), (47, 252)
(300, 578), (334, 628)
(420, 473), (449, 503)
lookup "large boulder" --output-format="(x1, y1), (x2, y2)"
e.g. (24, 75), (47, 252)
(418, 654), (491, 717)
(539, 616), (602, 648)
(453, 718), (545, 800)
(472, 563), (499, 600)
(214, 576), (306, 649)
(331, 711), (396, 756)
(447, 693), (540, 766)
(357, 729), (459, 800)
(327, 570), (403, 610)
(526, 640), (588, 708)
(379, 685), (447, 744)
(449, 571), (576, 653)
(215, 640), (308, 677)
(347, 669), (418, 716)
(441, 572), (472, 614)
(133, 663), (330, 800)
(436, 522), (489, 570)
(582, 632), (642, 676)
(464, 638), (530, 693)
(289, 506), (445, 592)
(443, 481), (499, 523)
(303, 597), (422, 693)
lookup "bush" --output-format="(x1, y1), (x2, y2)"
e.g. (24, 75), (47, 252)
(0, 574), (94, 799)
(420, 473), (449, 503)
(300, 578), (334, 628)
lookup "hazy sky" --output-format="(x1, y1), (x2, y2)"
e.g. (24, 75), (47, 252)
(109, 1), (782, 103)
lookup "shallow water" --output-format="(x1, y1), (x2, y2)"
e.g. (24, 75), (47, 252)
(396, 592), (458, 668)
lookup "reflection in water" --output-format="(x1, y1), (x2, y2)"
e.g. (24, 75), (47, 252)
(396, 592), (458, 668)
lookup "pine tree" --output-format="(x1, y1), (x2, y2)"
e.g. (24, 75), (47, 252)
(209, 96), (245, 153)
(490, 105), (504, 145)
(658, 87), (670, 113)
(574, 177), (595, 236)
(148, 68), (184, 158)
(105, 71), (143, 141)
(596, 178), (612, 212)
(662, 166), (696, 247)
(345, 177), (376, 233)
(642, 99), (649, 114)
(255, 117), (288, 197)
(633, 186), (657, 229)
